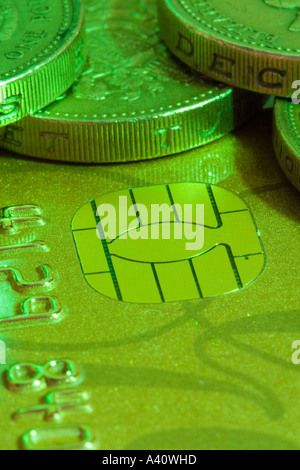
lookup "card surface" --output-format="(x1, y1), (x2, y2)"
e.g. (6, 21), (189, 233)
(0, 109), (299, 450)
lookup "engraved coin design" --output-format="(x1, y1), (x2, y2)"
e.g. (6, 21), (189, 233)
(0, 0), (17, 41)
(158, 0), (300, 97)
(0, 0), (264, 162)
(0, 0), (86, 127)
(273, 99), (300, 191)
(264, 0), (300, 31)
(72, 183), (266, 303)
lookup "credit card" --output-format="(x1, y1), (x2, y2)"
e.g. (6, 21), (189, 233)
(0, 108), (299, 450)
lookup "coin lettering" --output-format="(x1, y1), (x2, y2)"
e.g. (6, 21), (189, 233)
(5, 30), (48, 59)
(258, 68), (287, 89)
(176, 33), (194, 56)
(0, 0), (85, 127)
(0, 0), (264, 162)
(158, 0), (300, 96)
(209, 54), (235, 80)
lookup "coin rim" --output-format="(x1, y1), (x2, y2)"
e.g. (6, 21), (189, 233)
(0, 88), (264, 162)
(158, 0), (300, 97)
(0, 0), (86, 127)
(171, 0), (300, 56)
(273, 99), (300, 191)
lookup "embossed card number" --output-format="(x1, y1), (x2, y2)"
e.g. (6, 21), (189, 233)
(5, 359), (95, 450)
(0, 204), (65, 330)
(0, 202), (95, 449)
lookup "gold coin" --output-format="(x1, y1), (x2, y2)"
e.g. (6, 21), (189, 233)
(158, 0), (300, 97)
(0, 0), (264, 163)
(0, 0), (86, 127)
(273, 99), (300, 191)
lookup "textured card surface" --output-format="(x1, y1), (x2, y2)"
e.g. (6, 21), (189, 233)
(0, 109), (299, 450)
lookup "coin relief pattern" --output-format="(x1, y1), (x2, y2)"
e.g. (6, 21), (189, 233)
(0, 0), (17, 41)
(69, 0), (203, 104)
(290, 103), (300, 142)
(180, 0), (300, 51)
(264, 0), (300, 31)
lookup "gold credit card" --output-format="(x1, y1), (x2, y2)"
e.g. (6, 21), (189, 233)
(0, 109), (299, 450)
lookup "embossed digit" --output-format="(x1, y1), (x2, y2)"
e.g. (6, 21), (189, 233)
(43, 359), (84, 388)
(6, 359), (84, 393)
(12, 390), (92, 423)
(0, 265), (57, 292)
(6, 363), (46, 393)
(0, 240), (49, 257)
(22, 424), (94, 450)
(0, 205), (45, 234)
(0, 296), (65, 331)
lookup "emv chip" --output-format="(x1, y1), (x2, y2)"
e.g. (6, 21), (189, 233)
(72, 183), (266, 303)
